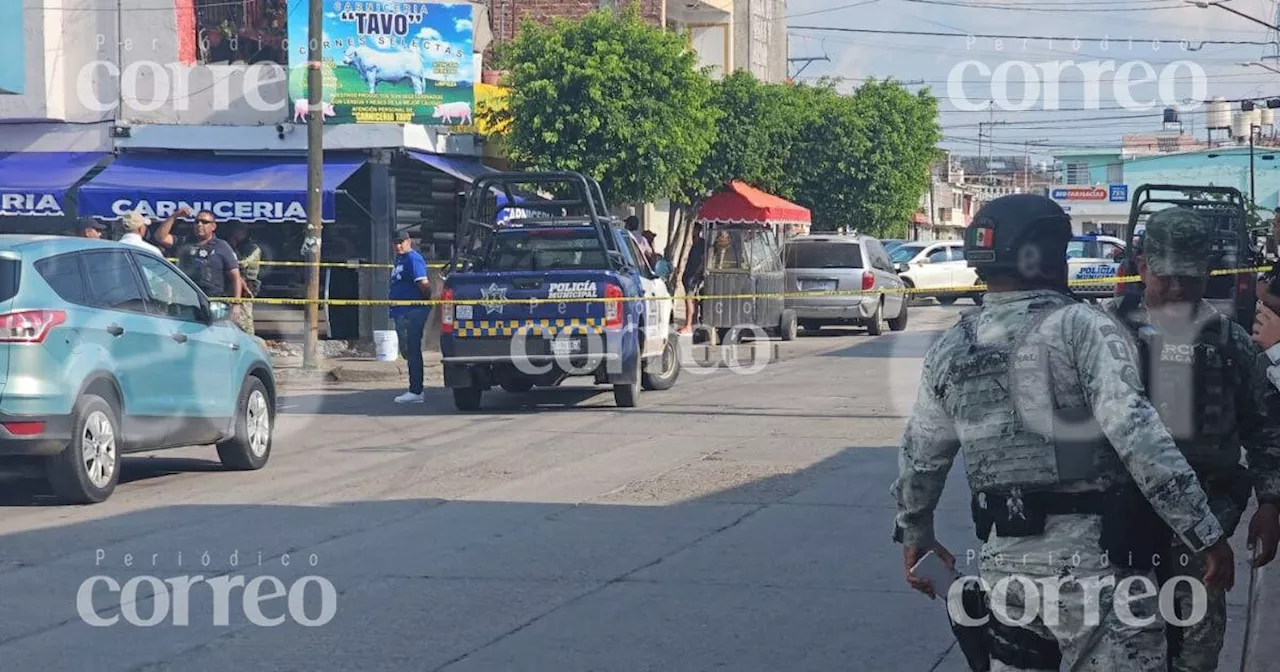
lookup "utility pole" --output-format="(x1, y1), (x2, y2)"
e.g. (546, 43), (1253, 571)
(787, 55), (829, 79)
(303, 0), (324, 369)
(1023, 139), (1048, 192)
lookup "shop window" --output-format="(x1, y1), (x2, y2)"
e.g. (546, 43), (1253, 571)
(1066, 162), (1090, 185)
(196, 0), (287, 65)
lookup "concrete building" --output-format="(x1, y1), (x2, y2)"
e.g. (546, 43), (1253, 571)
(488, 0), (787, 84)
(1050, 141), (1280, 237)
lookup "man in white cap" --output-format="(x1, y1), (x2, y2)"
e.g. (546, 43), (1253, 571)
(119, 211), (163, 256)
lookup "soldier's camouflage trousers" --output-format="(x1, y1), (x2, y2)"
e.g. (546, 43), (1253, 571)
(1156, 496), (1242, 672)
(235, 303), (254, 335)
(979, 514), (1166, 671)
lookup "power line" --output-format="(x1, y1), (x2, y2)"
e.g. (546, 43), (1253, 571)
(902, 0), (1190, 11)
(29, 0), (255, 11)
(786, 25), (1278, 47)
(786, 0), (882, 18)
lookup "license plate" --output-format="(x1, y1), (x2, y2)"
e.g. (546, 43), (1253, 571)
(551, 338), (583, 355)
(456, 305), (473, 320)
(801, 280), (836, 291)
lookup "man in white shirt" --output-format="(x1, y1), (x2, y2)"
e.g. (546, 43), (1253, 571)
(119, 211), (163, 256)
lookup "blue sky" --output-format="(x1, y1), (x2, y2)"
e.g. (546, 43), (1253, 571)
(785, 0), (1280, 162)
(0, 5), (24, 94)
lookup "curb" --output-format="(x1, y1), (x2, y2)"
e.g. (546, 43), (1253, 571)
(271, 341), (776, 388)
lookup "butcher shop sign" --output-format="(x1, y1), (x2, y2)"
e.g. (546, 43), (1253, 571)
(286, 2), (475, 126)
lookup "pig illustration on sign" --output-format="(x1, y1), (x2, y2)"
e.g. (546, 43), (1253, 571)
(432, 102), (472, 125)
(292, 99), (336, 123)
(342, 45), (429, 95)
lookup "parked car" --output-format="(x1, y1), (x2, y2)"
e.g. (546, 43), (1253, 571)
(1066, 233), (1125, 300)
(891, 239), (982, 305)
(0, 235), (276, 504)
(783, 233), (908, 335)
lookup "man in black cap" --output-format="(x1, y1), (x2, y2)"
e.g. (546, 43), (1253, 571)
(73, 217), (106, 239)
(390, 230), (431, 403)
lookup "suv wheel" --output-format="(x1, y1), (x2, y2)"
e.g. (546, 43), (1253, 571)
(47, 394), (120, 504)
(217, 376), (273, 471)
(866, 301), (884, 336)
(887, 297), (909, 331)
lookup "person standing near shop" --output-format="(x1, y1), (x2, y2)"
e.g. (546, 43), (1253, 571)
(224, 222), (262, 335)
(119, 211), (164, 256)
(391, 231), (431, 404)
(176, 210), (244, 324)
(73, 217), (106, 239)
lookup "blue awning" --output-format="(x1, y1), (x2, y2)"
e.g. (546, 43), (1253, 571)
(78, 153), (367, 223)
(406, 151), (497, 183)
(0, 152), (108, 217)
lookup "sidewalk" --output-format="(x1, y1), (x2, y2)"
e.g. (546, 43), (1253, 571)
(271, 351), (441, 387)
(1240, 499), (1279, 670)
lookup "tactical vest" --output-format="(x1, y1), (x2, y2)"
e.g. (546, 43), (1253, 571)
(943, 300), (1106, 494)
(1119, 298), (1236, 466)
(179, 241), (224, 297)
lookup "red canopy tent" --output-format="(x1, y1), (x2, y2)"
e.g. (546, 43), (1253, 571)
(695, 181), (812, 237)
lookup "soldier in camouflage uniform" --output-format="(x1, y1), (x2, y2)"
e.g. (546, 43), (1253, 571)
(1103, 208), (1280, 672)
(891, 194), (1235, 671)
(225, 222), (262, 335)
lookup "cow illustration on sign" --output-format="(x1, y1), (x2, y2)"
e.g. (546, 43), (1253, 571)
(343, 45), (431, 94)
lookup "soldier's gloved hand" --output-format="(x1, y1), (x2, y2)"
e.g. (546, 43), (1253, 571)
(903, 543), (956, 600)
(1201, 538), (1236, 591)
(1248, 503), (1280, 568)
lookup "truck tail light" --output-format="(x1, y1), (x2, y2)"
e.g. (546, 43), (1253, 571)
(0, 310), (65, 343)
(604, 283), (623, 330)
(862, 271), (874, 291)
(440, 289), (454, 335)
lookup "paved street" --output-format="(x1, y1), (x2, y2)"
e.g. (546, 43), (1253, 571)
(0, 303), (1262, 671)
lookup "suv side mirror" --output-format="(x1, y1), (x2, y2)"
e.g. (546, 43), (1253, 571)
(208, 301), (231, 323)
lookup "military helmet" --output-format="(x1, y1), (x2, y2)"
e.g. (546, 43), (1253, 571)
(963, 194), (1073, 281)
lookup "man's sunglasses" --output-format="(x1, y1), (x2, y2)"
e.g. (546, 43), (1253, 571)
(196, 219), (215, 225)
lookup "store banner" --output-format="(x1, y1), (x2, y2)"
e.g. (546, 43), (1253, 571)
(287, 2), (475, 125)
(0, 6), (25, 95)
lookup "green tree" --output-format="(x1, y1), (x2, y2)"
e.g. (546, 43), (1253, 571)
(489, 5), (718, 207)
(784, 78), (941, 237)
(666, 70), (799, 276)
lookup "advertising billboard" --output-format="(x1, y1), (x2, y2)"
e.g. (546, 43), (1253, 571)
(287, 2), (475, 125)
(0, 6), (24, 95)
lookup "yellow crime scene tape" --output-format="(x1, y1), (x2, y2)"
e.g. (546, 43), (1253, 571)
(166, 258), (445, 270)
(208, 264), (1275, 306)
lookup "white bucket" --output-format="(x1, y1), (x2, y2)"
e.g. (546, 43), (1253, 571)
(373, 330), (399, 362)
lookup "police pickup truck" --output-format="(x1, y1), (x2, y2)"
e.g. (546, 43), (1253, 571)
(439, 171), (681, 412)
(1066, 233), (1126, 300)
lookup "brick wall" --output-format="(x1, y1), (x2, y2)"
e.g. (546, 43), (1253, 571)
(488, 0), (664, 44)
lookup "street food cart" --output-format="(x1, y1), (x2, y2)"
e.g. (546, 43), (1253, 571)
(693, 182), (811, 344)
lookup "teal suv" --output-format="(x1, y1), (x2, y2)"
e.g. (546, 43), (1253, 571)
(0, 236), (276, 504)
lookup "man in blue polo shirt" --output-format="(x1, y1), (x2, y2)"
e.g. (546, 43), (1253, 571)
(390, 231), (432, 403)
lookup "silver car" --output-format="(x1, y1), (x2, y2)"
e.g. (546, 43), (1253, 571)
(783, 234), (909, 335)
